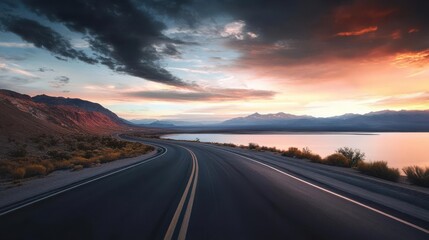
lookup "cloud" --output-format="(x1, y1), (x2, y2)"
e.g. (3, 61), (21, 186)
(374, 92), (429, 107)
(125, 88), (276, 101)
(0, 42), (34, 48)
(393, 50), (429, 68)
(38, 67), (54, 72)
(0, 62), (37, 77)
(0, 75), (37, 89)
(0, 16), (97, 64)
(50, 76), (70, 88)
(170, 0), (429, 69)
(335, 26), (378, 37)
(221, 20), (246, 40)
(8, 0), (192, 87)
(221, 20), (258, 40)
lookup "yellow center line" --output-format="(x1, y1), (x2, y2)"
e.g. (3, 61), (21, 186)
(178, 150), (199, 240)
(164, 146), (199, 240)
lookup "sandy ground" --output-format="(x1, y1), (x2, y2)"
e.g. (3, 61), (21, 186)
(0, 150), (157, 209)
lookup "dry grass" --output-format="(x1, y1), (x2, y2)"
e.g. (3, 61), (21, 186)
(357, 161), (400, 182)
(281, 147), (322, 163)
(0, 134), (154, 180)
(323, 153), (351, 167)
(403, 166), (429, 187)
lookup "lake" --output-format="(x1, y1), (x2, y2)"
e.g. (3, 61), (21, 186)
(163, 133), (429, 170)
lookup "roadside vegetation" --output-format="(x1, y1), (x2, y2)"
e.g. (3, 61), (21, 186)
(187, 139), (427, 187)
(356, 161), (400, 182)
(0, 134), (154, 180)
(403, 166), (429, 187)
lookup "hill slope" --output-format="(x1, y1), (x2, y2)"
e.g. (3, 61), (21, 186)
(0, 89), (127, 137)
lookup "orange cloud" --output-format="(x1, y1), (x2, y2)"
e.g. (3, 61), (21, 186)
(335, 26), (378, 37)
(393, 50), (429, 68)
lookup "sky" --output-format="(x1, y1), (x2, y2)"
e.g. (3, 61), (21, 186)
(0, 0), (428, 122)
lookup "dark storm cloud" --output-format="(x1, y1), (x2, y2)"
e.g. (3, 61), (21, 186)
(126, 88), (276, 101)
(153, 0), (429, 63)
(3, 0), (191, 87)
(215, 0), (429, 65)
(0, 16), (97, 64)
(2, 0), (428, 86)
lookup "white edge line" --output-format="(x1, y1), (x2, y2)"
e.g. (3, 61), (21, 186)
(222, 149), (429, 234)
(0, 146), (167, 217)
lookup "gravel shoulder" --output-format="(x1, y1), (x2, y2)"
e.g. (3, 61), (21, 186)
(0, 149), (158, 209)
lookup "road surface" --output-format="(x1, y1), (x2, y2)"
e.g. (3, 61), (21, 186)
(0, 136), (428, 239)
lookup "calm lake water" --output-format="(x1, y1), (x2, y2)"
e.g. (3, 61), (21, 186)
(163, 133), (429, 169)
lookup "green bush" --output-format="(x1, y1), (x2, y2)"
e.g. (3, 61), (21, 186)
(336, 147), (365, 167)
(323, 153), (350, 167)
(357, 161), (400, 182)
(403, 166), (429, 187)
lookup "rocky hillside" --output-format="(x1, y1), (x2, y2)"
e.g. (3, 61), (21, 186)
(0, 89), (128, 138)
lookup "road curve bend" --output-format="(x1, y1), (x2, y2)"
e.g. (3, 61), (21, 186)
(0, 136), (427, 240)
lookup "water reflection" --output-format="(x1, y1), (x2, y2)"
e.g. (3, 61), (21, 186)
(163, 133), (429, 169)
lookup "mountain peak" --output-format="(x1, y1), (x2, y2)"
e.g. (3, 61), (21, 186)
(249, 112), (261, 117)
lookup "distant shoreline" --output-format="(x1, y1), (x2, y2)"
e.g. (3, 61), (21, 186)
(162, 131), (380, 136)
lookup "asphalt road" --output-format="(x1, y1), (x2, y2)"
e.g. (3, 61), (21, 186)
(0, 137), (428, 240)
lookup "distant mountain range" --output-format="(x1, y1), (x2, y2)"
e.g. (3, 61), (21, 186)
(0, 89), (130, 137)
(131, 119), (221, 127)
(218, 111), (429, 131)
(2, 89), (428, 135)
(129, 110), (429, 132)
(222, 112), (313, 125)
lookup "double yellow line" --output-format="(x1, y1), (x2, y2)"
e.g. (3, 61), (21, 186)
(164, 147), (199, 240)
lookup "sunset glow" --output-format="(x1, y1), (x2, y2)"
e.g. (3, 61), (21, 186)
(0, 0), (428, 121)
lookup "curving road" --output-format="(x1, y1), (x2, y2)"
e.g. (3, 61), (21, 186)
(0, 136), (428, 239)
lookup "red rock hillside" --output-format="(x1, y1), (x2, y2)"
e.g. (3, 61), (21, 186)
(0, 89), (128, 138)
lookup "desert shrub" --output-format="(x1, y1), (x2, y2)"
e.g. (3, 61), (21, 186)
(24, 164), (47, 177)
(323, 153), (350, 167)
(47, 136), (59, 146)
(40, 160), (55, 173)
(357, 161), (400, 182)
(8, 146), (27, 158)
(47, 151), (71, 160)
(248, 143), (260, 150)
(336, 147), (365, 167)
(77, 142), (91, 151)
(11, 167), (26, 179)
(403, 166), (429, 187)
(260, 146), (278, 152)
(37, 144), (45, 151)
(222, 143), (237, 148)
(84, 151), (94, 159)
(72, 157), (94, 168)
(282, 147), (302, 158)
(100, 152), (122, 163)
(300, 148), (322, 163)
(53, 160), (73, 170)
